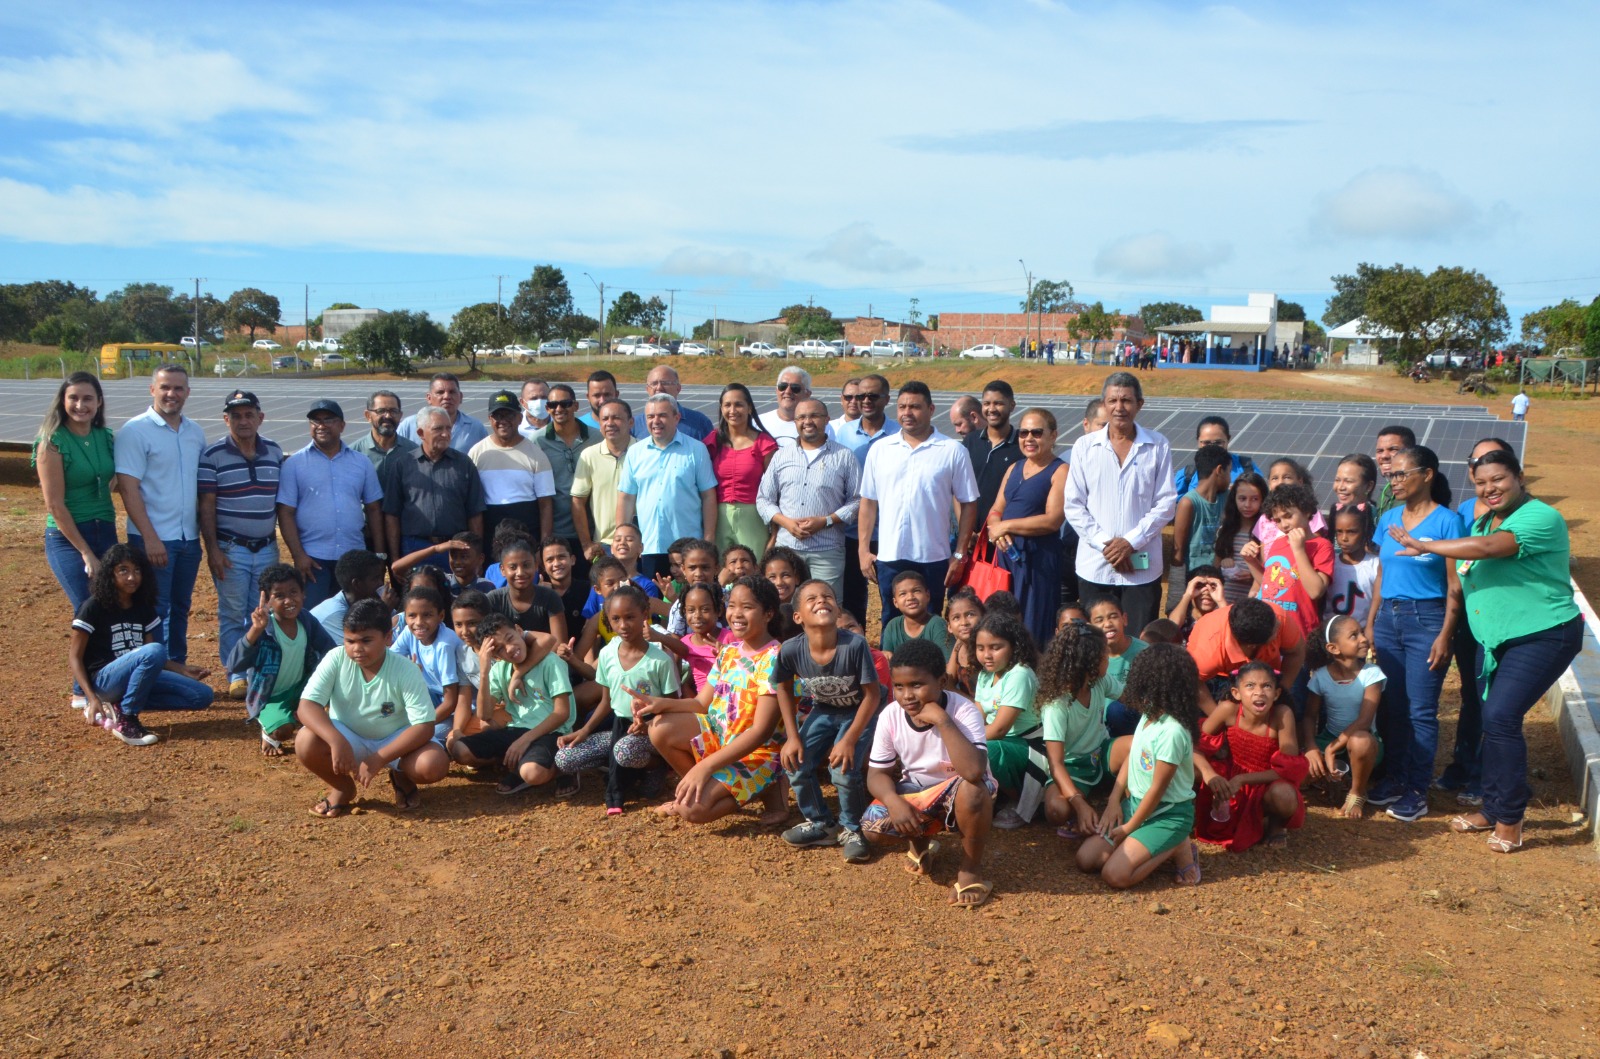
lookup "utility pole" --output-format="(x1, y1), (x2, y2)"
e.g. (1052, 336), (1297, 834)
(1019, 260), (1032, 357)
(583, 273), (604, 354)
(666, 289), (679, 336)
(192, 277), (205, 372)
(303, 285), (310, 371)
(712, 305), (718, 342)
(495, 275), (506, 319)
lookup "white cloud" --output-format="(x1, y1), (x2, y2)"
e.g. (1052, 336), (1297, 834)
(805, 223), (921, 274)
(1093, 232), (1231, 280)
(658, 247), (782, 285)
(1310, 167), (1481, 241)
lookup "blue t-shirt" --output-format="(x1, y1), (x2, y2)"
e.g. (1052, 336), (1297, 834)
(1375, 505), (1465, 601)
(390, 626), (464, 707)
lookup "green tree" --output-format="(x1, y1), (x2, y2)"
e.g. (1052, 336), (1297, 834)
(343, 311), (445, 376)
(561, 313), (599, 339)
(326, 302), (359, 311)
(1520, 298), (1588, 352)
(1303, 320), (1327, 347)
(692, 319), (714, 341)
(1585, 297), (1600, 360)
(224, 287), (281, 341)
(107, 283), (188, 342)
(778, 303), (844, 340)
(907, 297), (923, 327)
(1360, 265), (1431, 363)
(447, 302), (512, 371)
(1138, 301), (1202, 331)
(926, 314), (939, 331)
(174, 292), (226, 342)
(1323, 262), (1388, 327)
(1067, 302), (1122, 347)
(606, 291), (667, 330)
(31, 297), (132, 352)
(1361, 264), (1507, 366)
(508, 265), (576, 341)
(1276, 300), (1306, 322)
(0, 280), (97, 340)
(1022, 279), (1083, 314)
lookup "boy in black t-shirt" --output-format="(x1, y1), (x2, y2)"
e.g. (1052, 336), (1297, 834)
(775, 579), (882, 863)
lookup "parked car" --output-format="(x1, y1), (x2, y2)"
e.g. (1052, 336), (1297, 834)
(632, 343), (667, 357)
(313, 352), (348, 369)
(252, 339), (282, 350)
(788, 339), (835, 358)
(740, 341), (785, 357)
(828, 339), (854, 358)
(614, 335), (646, 355)
(959, 344), (1011, 359)
(865, 339), (908, 357)
(320, 338), (342, 353)
(537, 339), (573, 356)
(213, 357), (247, 377)
(296, 339), (322, 352)
(179, 336), (213, 349)
(272, 355), (312, 370)
(471, 345), (501, 359)
(575, 338), (601, 352)
(678, 342), (713, 356)
(1424, 350), (1476, 369)
(503, 344), (535, 360)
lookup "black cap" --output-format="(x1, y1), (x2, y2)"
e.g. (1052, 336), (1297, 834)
(487, 390), (520, 415)
(223, 390), (260, 411)
(306, 399), (345, 420)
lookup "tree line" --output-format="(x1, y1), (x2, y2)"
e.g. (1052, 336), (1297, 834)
(0, 281), (282, 352)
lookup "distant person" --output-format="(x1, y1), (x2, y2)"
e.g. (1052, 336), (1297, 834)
(947, 395), (981, 438)
(396, 372), (488, 453)
(632, 365), (714, 442)
(348, 390), (417, 468)
(1511, 389), (1530, 422)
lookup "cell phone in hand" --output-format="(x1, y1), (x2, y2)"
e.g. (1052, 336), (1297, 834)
(1130, 551), (1150, 571)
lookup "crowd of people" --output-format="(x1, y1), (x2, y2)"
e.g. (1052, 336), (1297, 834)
(35, 361), (1581, 905)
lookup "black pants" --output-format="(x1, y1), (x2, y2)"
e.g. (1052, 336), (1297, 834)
(842, 538), (870, 624)
(1058, 524), (1082, 605)
(1078, 579), (1162, 637)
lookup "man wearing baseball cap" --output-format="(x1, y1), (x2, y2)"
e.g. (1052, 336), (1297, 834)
(276, 398), (385, 608)
(199, 390), (286, 698)
(468, 390), (556, 551)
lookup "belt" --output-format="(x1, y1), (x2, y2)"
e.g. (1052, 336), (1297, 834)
(218, 531), (276, 553)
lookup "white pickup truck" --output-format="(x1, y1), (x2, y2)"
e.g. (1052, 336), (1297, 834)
(740, 341), (785, 357)
(787, 339), (835, 358)
(865, 339), (909, 356)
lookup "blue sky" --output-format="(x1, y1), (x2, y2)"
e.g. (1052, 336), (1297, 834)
(1, 0), (1596, 332)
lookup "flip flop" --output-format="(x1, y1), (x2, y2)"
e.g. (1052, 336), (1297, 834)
(903, 840), (940, 876)
(1055, 822), (1087, 841)
(949, 880), (994, 908)
(309, 796), (351, 819)
(389, 771), (422, 812)
(1175, 841), (1202, 886)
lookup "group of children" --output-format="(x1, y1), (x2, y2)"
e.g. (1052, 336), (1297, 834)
(60, 433), (1429, 905)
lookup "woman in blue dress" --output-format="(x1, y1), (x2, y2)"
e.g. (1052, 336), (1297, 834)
(986, 408), (1069, 647)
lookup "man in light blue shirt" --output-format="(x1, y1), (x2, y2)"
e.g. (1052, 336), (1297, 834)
(834, 373), (898, 621)
(396, 373), (488, 453)
(617, 394), (717, 578)
(277, 400), (386, 609)
(114, 364), (207, 663)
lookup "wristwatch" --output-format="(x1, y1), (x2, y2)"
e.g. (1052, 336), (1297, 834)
(824, 514), (835, 528)
(952, 551), (966, 561)
(375, 552), (389, 562)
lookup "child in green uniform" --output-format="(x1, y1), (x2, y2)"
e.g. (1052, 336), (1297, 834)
(971, 612), (1042, 828)
(1076, 644), (1202, 888)
(1091, 596), (1148, 738)
(453, 612), (574, 795)
(228, 564), (337, 756)
(1038, 620), (1128, 838)
(879, 571), (951, 658)
(296, 599), (448, 817)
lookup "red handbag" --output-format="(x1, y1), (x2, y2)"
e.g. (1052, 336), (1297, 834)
(962, 527), (1012, 602)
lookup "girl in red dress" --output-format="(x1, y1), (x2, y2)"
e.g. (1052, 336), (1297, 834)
(1194, 662), (1308, 851)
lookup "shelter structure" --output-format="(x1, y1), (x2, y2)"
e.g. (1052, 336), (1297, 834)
(1152, 292), (1281, 371)
(1326, 317), (1397, 366)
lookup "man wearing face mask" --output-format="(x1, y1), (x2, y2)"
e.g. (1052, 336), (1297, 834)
(518, 379), (551, 440)
(349, 390), (418, 469)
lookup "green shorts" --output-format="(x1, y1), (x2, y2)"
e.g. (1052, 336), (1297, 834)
(257, 683), (306, 735)
(1314, 729), (1384, 765)
(987, 736), (1033, 793)
(1057, 737), (1111, 790)
(1120, 796), (1196, 859)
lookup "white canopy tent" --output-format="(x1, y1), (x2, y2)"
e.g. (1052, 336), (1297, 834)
(1327, 317), (1395, 365)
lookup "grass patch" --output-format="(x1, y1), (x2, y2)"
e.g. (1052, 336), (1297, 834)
(226, 816), (255, 833)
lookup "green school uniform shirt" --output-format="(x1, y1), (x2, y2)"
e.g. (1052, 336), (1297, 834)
(594, 639), (680, 719)
(1458, 498), (1579, 665)
(301, 650), (435, 742)
(1105, 637), (1147, 692)
(1127, 713), (1195, 809)
(1040, 675), (1116, 758)
(269, 616), (307, 697)
(880, 614), (951, 660)
(973, 664), (1040, 735)
(488, 653), (575, 733)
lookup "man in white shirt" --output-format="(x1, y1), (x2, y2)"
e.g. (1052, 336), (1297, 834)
(759, 366), (833, 446)
(1063, 371), (1176, 633)
(858, 381), (979, 619)
(469, 390), (556, 546)
(1511, 389), (1530, 422)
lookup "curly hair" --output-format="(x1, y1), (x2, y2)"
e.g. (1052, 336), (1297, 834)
(761, 545), (811, 583)
(974, 611), (1037, 673)
(728, 574), (782, 638)
(1037, 619), (1107, 704)
(90, 543), (157, 611)
(1121, 643), (1201, 739)
(982, 590), (1021, 618)
(1264, 482), (1319, 519)
(1305, 613), (1360, 671)
(680, 580), (725, 627)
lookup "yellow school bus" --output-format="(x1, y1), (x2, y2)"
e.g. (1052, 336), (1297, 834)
(99, 343), (187, 378)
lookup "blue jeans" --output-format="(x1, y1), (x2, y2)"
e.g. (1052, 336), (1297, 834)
(300, 555), (340, 610)
(1479, 616), (1584, 824)
(875, 557), (951, 623)
(212, 540), (281, 679)
(1105, 699), (1140, 738)
(45, 520), (119, 611)
(128, 535), (202, 665)
(1373, 598), (1447, 793)
(1442, 621), (1485, 786)
(91, 642), (215, 715)
(784, 707), (875, 832)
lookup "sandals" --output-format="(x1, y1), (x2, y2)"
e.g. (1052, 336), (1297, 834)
(309, 796), (351, 819)
(1487, 824), (1523, 854)
(1339, 793), (1367, 819)
(496, 773), (534, 796)
(1055, 822), (1087, 841)
(1449, 814), (1493, 833)
(1174, 841), (1203, 887)
(903, 841), (940, 876)
(950, 881), (994, 908)
(553, 772), (581, 799)
(389, 771), (422, 811)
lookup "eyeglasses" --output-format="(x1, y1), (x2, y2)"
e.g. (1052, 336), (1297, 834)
(1384, 468), (1422, 481)
(547, 399), (577, 410)
(858, 392), (887, 402)
(841, 393), (862, 402)
(776, 382), (806, 393)
(1016, 428), (1048, 439)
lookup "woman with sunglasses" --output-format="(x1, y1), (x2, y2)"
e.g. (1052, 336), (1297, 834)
(1386, 447), (1581, 853)
(705, 383), (778, 562)
(986, 408), (1069, 647)
(1365, 445), (1464, 824)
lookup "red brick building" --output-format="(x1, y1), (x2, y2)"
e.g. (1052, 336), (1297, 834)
(838, 316), (927, 349)
(933, 312), (1145, 353)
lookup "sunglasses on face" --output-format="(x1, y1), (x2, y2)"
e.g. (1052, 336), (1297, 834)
(858, 392), (887, 402)
(1016, 428), (1048, 439)
(841, 393), (861, 402)
(1385, 468), (1421, 481)
(776, 382), (805, 393)
(547, 399), (577, 410)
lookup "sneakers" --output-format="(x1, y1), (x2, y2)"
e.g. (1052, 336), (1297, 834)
(1386, 790), (1429, 822)
(227, 678), (248, 700)
(1456, 786), (1484, 807)
(781, 820), (841, 848)
(993, 807), (1027, 830)
(70, 694), (87, 712)
(110, 710), (159, 747)
(1366, 779), (1406, 807)
(840, 830), (871, 863)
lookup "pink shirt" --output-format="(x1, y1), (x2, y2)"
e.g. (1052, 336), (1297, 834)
(705, 432), (778, 505)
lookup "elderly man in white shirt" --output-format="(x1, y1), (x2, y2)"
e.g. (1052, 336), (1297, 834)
(1063, 371), (1176, 633)
(759, 365), (834, 446)
(858, 381), (978, 620)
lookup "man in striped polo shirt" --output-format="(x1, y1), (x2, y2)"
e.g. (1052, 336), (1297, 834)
(199, 390), (284, 699)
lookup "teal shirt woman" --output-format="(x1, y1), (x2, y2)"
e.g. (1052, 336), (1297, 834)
(35, 372), (118, 612)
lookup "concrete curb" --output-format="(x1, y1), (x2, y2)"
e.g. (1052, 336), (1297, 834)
(1547, 578), (1600, 853)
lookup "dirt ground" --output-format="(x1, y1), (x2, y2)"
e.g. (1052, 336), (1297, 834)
(2, 367), (1597, 1059)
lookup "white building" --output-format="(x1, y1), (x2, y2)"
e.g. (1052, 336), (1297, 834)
(322, 308), (386, 340)
(1152, 292), (1287, 368)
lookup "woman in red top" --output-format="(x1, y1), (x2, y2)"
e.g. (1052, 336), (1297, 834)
(704, 383), (778, 562)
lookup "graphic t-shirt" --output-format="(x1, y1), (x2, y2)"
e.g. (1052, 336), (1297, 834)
(1257, 534), (1336, 636)
(973, 664), (1041, 736)
(72, 598), (160, 678)
(488, 653), (575, 732)
(1040, 675), (1116, 758)
(301, 650), (435, 741)
(1307, 664), (1385, 734)
(594, 639), (680, 719)
(868, 691), (992, 792)
(390, 626), (464, 707)
(772, 629), (879, 715)
(1127, 713), (1195, 809)
(1324, 553), (1379, 626)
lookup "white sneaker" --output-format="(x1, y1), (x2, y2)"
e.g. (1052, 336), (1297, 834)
(71, 695), (87, 711)
(993, 807), (1027, 830)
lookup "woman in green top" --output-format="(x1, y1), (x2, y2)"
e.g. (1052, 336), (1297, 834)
(1386, 448), (1582, 853)
(35, 372), (118, 611)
